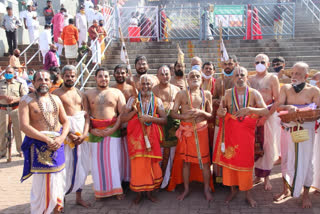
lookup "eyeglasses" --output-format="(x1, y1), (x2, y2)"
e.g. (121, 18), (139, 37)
(235, 74), (246, 77)
(272, 62), (282, 67)
(224, 63), (234, 66)
(255, 61), (266, 65)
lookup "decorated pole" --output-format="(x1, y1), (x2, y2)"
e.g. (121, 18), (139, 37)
(119, 27), (151, 152)
(217, 22), (227, 153)
(177, 44), (203, 170)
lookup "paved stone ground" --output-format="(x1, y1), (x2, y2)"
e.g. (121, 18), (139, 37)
(1, 149), (320, 214)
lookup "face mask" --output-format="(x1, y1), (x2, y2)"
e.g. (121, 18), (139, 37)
(28, 75), (34, 80)
(310, 80), (318, 86)
(80, 10), (85, 14)
(202, 72), (213, 80)
(51, 49), (56, 52)
(273, 66), (283, 73)
(4, 73), (14, 80)
(256, 64), (266, 73)
(292, 82), (306, 93)
(223, 70), (233, 77)
(192, 65), (201, 71)
(99, 23), (104, 27)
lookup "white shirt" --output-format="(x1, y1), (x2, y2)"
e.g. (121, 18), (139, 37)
(39, 29), (52, 50)
(23, 10), (37, 27)
(63, 13), (73, 27)
(84, 0), (94, 14)
(76, 13), (87, 30)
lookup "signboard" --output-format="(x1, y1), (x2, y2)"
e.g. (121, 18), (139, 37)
(214, 5), (245, 27)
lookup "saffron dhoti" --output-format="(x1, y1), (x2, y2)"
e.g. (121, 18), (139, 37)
(167, 121), (214, 192)
(127, 114), (163, 192)
(213, 113), (257, 191)
(89, 118), (127, 198)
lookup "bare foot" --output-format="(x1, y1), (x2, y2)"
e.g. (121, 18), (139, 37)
(274, 157), (281, 165)
(76, 199), (91, 208)
(177, 189), (189, 201)
(273, 190), (291, 202)
(116, 194), (125, 200)
(133, 193), (142, 204)
(146, 192), (158, 203)
(204, 189), (213, 201)
(253, 177), (263, 184)
(302, 194), (312, 208)
(246, 192), (257, 208)
(225, 188), (238, 204)
(264, 177), (272, 191)
(314, 190), (320, 195)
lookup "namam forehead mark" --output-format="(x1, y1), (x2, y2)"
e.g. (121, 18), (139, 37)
(159, 67), (169, 76)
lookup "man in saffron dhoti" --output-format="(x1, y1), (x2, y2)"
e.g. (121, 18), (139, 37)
(122, 74), (167, 204)
(213, 66), (268, 207)
(19, 70), (70, 214)
(52, 65), (90, 208)
(168, 69), (214, 201)
(249, 53), (281, 191)
(84, 68), (127, 200)
(152, 65), (180, 189)
(274, 62), (320, 208)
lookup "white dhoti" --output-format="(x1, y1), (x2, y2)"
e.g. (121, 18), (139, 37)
(28, 26), (38, 44)
(312, 126), (320, 191)
(31, 169), (65, 214)
(89, 134), (125, 198)
(64, 111), (90, 195)
(160, 146), (176, 189)
(78, 30), (88, 46)
(91, 41), (101, 64)
(281, 127), (291, 177)
(64, 44), (78, 59)
(255, 113), (281, 177)
(40, 49), (49, 64)
(283, 122), (316, 197)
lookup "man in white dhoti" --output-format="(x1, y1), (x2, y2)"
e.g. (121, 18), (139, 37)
(23, 5), (38, 43)
(76, 6), (88, 46)
(152, 65), (180, 188)
(39, 24), (52, 64)
(88, 20), (102, 65)
(19, 70), (70, 214)
(84, 68), (127, 200)
(52, 65), (91, 208)
(248, 53), (281, 191)
(274, 62), (320, 208)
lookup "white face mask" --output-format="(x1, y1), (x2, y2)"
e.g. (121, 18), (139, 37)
(202, 72), (213, 80)
(256, 64), (266, 73)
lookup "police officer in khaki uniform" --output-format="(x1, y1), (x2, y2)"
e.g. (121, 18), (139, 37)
(0, 67), (27, 158)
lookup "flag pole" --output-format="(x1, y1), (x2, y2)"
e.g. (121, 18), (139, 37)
(177, 43), (203, 170)
(119, 27), (152, 152)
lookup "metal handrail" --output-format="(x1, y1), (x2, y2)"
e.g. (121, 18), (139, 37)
(301, 0), (320, 29)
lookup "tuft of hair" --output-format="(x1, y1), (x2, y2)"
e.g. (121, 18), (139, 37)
(95, 68), (108, 76)
(135, 55), (148, 65)
(61, 65), (76, 76)
(255, 53), (269, 63)
(113, 64), (128, 73)
(293, 62), (309, 74)
(202, 61), (215, 70)
(272, 56), (285, 64)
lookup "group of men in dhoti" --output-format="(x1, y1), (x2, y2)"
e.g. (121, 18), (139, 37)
(18, 53), (320, 213)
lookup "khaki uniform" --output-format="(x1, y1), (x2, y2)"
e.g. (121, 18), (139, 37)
(0, 79), (27, 157)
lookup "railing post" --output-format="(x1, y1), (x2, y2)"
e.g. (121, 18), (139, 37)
(24, 52), (27, 71)
(156, 6), (160, 41)
(80, 63), (84, 87)
(251, 6), (253, 40)
(96, 40), (99, 68)
(204, 7), (208, 41)
(199, 7), (202, 41)
(293, 3), (296, 39)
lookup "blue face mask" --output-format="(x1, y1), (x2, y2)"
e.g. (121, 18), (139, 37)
(223, 70), (234, 77)
(28, 75), (34, 80)
(4, 73), (14, 80)
(192, 65), (201, 71)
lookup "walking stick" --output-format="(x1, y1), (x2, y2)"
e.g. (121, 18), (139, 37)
(177, 44), (203, 170)
(119, 27), (151, 151)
